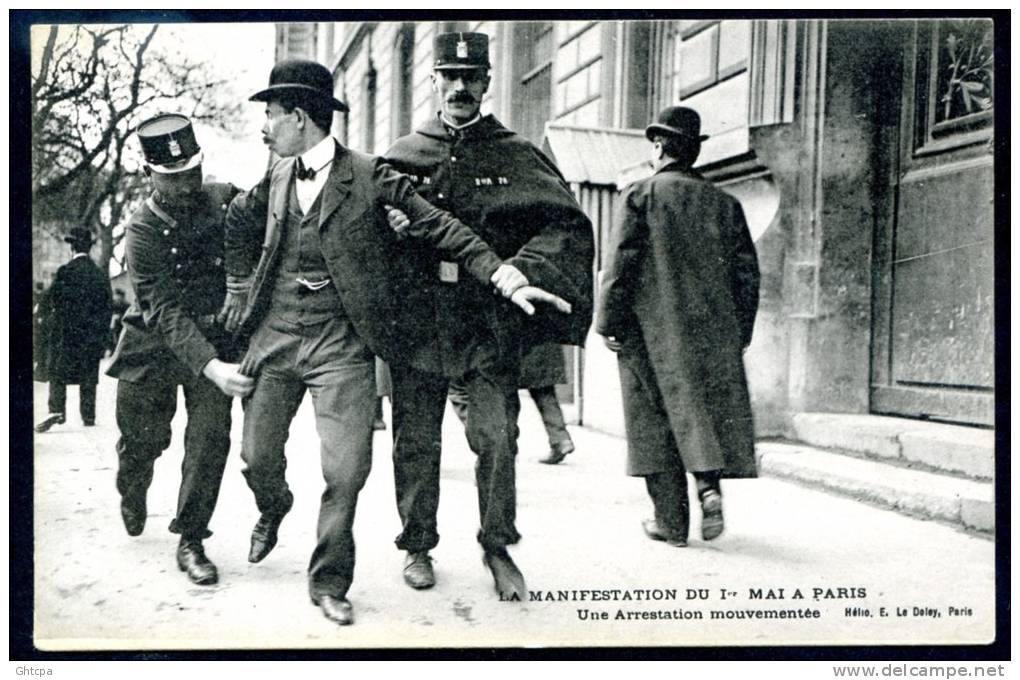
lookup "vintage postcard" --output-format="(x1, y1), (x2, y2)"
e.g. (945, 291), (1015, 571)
(18, 11), (1004, 655)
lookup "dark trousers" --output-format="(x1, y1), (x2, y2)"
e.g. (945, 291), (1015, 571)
(115, 374), (232, 540)
(449, 382), (571, 450)
(48, 379), (98, 424)
(240, 314), (375, 601)
(391, 345), (522, 553)
(645, 472), (691, 540)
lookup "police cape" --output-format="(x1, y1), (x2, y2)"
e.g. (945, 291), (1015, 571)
(385, 115), (594, 375)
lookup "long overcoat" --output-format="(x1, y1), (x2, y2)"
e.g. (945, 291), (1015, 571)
(36, 254), (111, 384)
(224, 142), (505, 367)
(596, 163), (760, 478)
(385, 114), (594, 378)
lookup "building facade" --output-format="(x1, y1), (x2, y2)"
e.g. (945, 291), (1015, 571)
(275, 18), (995, 440)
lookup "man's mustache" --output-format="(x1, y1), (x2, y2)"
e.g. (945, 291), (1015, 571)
(447, 92), (478, 104)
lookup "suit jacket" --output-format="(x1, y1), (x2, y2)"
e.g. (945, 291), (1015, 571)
(36, 254), (112, 384)
(225, 141), (505, 367)
(107, 183), (242, 383)
(596, 163), (760, 478)
(385, 114), (594, 377)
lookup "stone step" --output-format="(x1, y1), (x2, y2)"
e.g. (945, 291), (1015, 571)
(791, 413), (995, 480)
(756, 441), (994, 534)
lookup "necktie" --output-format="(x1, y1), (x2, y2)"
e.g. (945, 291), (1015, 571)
(296, 158), (316, 181)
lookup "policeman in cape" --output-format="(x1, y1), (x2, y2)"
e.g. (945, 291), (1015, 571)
(383, 31), (595, 600)
(107, 113), (254, 586)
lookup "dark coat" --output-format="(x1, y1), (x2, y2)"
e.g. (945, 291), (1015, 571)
(596, 163), (760, 478)
(36, 254), (112, 384)
(385, 114), (594, 378)
(225, 142), (504, 367)
(108, 183), (244, 383)
(518, 343), (567, 388)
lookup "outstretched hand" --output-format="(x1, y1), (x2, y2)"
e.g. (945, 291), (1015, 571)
(509, 286), (572, 316)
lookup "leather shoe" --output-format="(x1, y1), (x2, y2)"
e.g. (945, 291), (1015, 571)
(482, 547), (526, 601)
(642, 519), (688, 547)
(34, 414), (66, 433)
(120, 493), (147, 536)
(403, 551), (435, 589)
(699, 489), (724, 541)
(177, 540), (218, 585)
(538, 440), (574, 465)
(248, 492), (293, 563)
(315, 594), (354, 626)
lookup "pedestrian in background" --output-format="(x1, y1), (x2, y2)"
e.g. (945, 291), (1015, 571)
(34, 228), (112, 433)
(448, 342), (575, 465)
(596, 106), (760, 547)
(107, 113), (253, 586)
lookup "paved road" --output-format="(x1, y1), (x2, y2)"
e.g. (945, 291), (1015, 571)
(30, 371), (995, 651)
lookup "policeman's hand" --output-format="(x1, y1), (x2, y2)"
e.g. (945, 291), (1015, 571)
(509, 286), (572, 316)
(490, 264), (529, 298)
(383, 204), (412, 239)
(202, 358), (255, 398)
(603, 336), (623, 353)
(217, 292), (248, 333)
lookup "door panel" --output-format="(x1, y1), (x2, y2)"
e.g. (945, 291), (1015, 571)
(871, 20), (995, 426)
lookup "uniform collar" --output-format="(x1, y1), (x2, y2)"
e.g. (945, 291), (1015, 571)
(298, 135), (336, 176)
(440, 112), (482, 133)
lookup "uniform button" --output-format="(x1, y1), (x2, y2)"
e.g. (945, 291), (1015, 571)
(171, 247), (178, 254)
(451, 156), (457, 162)
(437, 193), (445, 199)
(175, 264), (183, 270)
(163, 229), (170, 236)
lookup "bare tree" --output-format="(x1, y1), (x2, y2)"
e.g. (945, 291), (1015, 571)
(32, 24), (244, 274)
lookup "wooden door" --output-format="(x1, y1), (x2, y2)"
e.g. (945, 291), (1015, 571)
(871, 19), (995, 426)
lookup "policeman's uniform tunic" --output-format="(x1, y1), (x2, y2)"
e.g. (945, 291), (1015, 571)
(107, 184), (243, 540)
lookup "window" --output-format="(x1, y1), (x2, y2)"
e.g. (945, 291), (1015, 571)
(665, 20), (749, 101)
(553, 22), (602, 124)
(913, 19), (993, 154)
(513, 22), (555, 144)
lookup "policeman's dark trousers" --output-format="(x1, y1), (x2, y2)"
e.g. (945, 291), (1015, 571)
(391, 350), (522, 554)
(449, 382), (571, 451)
(115, 374), (232, 540)
(240, 315), (375, 601)
(48, 378), (98, 424)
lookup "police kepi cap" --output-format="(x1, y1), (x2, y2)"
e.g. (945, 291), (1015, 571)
(433, 32), (490, 70)
(249, 59), (348, 112)
(645, 106), (710, 142)
(63, 227), (94, 247)
(137, 113), (203, 174)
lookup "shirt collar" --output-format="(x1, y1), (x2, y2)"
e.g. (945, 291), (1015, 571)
(71, 252), (89, 260)
(299, 135), (336, 174)
(440, 113), (482, 133)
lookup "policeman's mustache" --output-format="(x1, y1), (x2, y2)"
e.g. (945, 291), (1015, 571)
(447, 92), (479, 105)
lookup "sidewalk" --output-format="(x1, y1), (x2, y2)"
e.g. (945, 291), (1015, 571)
(31, 371), (995, 650)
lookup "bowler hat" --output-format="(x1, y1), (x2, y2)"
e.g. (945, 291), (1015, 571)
(433, 32), (490, 71)
(645, 106), (709, 142)
(137, 113), (204, 174)
(64, 227), (94, 247)
(249, 59), (348, 112)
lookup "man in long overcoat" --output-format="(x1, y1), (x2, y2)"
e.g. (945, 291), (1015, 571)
(596, 106), (759, 547)
(221, 59), (565, 626)
(34, 228), (112, 432)
(383, 31), (594, 599)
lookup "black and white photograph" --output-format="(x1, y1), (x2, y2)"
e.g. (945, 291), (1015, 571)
(12, 10), (1007, 658)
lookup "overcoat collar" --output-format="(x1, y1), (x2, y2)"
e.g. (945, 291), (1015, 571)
(655, 161), (703, 180)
